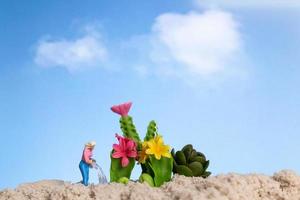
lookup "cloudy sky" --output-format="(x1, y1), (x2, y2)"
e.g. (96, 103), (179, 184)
(1, 0), (300, 189)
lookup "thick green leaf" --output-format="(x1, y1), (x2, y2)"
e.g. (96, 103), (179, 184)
(202, 171), (211, 178)
(175, 165), (193, 177)
(188, 162), (204, 176)
(203, 160), (210, 171)
(189, 150), (197, 159)
(196, 152), (206, 160)
(182, 145), (193, 160)
(190, 156), (206, 164)
(175, 151), (186, 165)
(149, 156), (173, 187)
(182, 144), (193, 152)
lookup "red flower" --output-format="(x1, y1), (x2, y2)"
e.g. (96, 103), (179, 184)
(111, 102), (132, 117)
(112, 134), (137, 167)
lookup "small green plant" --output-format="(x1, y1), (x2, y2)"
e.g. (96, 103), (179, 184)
(110, 102), (212, 186)
(110, 102), (173, 186)
(172, 144), (211, 178)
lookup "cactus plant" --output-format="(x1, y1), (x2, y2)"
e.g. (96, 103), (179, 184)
(110, 134), (137, 182)
(111, 102), (141, 143)
(144, 120), (157, 141)
(111, 102), (203, 186)
(139, 134), (173, 187)
(172, 144), (211, 178)
(119, 116), (141, 143)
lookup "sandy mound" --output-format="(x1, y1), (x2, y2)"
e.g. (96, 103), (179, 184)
(1, 170), (299, 200)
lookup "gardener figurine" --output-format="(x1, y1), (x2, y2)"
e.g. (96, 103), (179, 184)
(79, 141), (96, 186)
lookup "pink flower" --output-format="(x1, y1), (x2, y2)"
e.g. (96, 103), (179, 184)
(111, 102), (132, 117)
(112, 134), (137, 167)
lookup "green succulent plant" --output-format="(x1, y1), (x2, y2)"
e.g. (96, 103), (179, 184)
(172, 144), (211, 178)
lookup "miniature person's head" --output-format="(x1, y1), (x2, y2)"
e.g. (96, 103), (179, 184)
(85, 141), (96, 150)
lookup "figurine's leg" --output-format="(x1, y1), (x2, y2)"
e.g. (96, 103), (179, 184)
(79, 161), (85, 184)
(79, 161), (89, 186)
(83, 163), (89, 186)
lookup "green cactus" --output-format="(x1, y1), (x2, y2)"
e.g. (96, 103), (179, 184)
(119, 116), (141, 143)
(144, 120), (157, 141)
(148, 156), (173, 187)
(172, 144), (211, 178)
(110, 153), (135, 182)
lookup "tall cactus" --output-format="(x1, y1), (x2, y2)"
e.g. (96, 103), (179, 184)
(110, 102), (140, 183)
(120, 116), (141, 143)
(172, 144), (211, 178)
(111, 102), (141, 143)
(144, 120), (157, 141)
(141, 120), (157, 175)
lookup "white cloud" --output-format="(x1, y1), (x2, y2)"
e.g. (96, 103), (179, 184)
(147, 10), (242, 77)
(34, 10), (245, 83)
(194, 0), (300, 8)
(34, 28), (108, 72)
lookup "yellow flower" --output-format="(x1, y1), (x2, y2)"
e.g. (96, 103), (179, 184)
(138, 141), (148, 164)
(145, 135), (171, 160)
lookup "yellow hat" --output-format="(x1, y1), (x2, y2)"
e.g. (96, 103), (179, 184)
(85, 141), (96, 147)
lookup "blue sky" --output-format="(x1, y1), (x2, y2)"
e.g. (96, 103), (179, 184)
(1, 0), (300, 189)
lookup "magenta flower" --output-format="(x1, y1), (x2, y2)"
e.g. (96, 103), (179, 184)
(111, 102), (132, 117)
(112, 134), (137, 167)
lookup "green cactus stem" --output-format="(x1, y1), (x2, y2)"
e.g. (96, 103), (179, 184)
(119, 116), (141, 143)
(110, 152), (135, 182)
(144, 120), (157, 141)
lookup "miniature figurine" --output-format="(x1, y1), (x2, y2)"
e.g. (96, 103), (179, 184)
(79, 141), (96, 186)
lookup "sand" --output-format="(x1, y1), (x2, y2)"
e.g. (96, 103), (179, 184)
(1, 170), (299, 200)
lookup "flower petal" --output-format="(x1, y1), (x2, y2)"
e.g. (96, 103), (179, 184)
(121, 156), (129, 167)
(146, 149), (153, 155)
(111, 102), (132, 117)
(155, 135), (163, 144)
(111, 105), (122, 116)
(112, 144), (121, 152)
(127, 150), (137, 158)
(142, 142), (148, 148)
(147, 141), (155, 149)
(121, 102), (132, 116)
(126, 140), (135, 149)
(162, 152), (171, 158)
(161, 145), (170, 152)
(154, 153), (161, 160)
(115, 134), (122, 141)
(112, 151), (125, 158)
